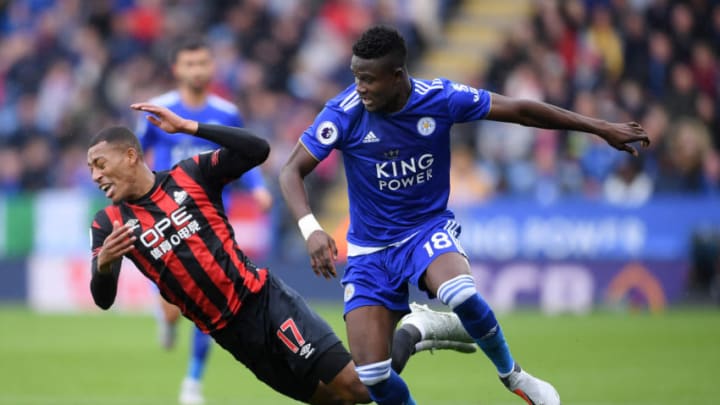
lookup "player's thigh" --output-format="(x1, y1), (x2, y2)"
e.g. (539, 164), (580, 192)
(212, 274), (348, 402)
(422, 251), (472, 295)
(405, 218), (471, 296)
(345, 305), (403, 365)
(342, 252), (411, 315)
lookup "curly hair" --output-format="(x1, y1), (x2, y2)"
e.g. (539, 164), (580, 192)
(352, 25), (407, 67)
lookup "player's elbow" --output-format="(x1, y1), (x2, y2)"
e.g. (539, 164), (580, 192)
(94, 298), (114, 310)
(257, 139), (270, 163)
(278, 162), (296, 186)
(89, 277), (117, 310)
(279, 161), (306, 196)
(91, 290), (115, 310)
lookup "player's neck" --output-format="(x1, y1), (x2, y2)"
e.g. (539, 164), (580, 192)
(128, 165), (157, 201)
(179, 87), (208, 108)
(386, 78), (412, 113)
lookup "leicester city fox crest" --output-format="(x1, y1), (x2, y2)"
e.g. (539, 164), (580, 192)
(417, 117), (436, 136)
(344, 283), (355, 302)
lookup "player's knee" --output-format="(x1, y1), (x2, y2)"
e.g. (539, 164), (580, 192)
(356, 359), (392, 386)
(322, 361), (371, 404)
(340, 379), (371, 404)
(311, 381), (369, 405)
(437, 274), (477, 309)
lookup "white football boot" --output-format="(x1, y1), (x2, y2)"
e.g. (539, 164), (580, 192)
(400, 302), (477, 353)
(179, 377), (205, 405)
(501, 364), (561, 405)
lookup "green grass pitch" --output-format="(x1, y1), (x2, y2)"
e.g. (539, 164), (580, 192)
(1, 304), (719, 404)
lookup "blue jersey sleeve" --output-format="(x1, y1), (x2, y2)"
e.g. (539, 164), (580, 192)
(238, 166), (265, 190)
(135, 113), (157, 150)
(444, 80), (492, 123)
(231, 113), (244, 128)
(299, 106), (345, 161)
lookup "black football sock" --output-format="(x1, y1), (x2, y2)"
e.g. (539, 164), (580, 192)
(391, 324), (422, 374)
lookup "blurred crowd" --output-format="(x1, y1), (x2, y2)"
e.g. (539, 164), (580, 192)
(452, 0), (720, 206)
(0, 0), (718, 210)
(0, 0), (454, 195)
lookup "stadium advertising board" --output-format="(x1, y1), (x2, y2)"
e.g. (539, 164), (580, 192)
(453, 196), (720, 261)
(469, 261), (684, 314)
(28, 255), (155, 312)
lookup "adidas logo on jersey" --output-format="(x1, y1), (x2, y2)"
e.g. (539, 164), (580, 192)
(173, 190), (188, 205)
(362, 131), (380, 143)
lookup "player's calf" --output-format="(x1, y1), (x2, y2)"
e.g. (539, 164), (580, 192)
(438, 274), (515, 375)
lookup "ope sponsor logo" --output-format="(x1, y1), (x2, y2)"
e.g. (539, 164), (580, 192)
(138, 206), (202, 260)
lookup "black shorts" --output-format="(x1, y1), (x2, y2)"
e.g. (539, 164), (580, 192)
(211, 272), (352, 402)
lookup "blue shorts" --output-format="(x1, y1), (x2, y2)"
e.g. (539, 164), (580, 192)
(341, 213), (465, 315)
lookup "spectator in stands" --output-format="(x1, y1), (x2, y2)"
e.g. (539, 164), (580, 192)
(656, 118), (716, 194)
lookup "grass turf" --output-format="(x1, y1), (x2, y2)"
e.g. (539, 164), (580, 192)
(0, 305), (718, 404)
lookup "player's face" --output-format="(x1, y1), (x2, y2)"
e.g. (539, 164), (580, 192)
(351, 55), (405, 113)
(173, 48), (214, 92)
(88, 141), (138, 204)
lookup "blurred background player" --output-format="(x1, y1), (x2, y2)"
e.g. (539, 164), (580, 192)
(135, 37), (272, 405)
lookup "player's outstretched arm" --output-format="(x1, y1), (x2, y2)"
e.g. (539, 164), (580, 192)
(131, 102), (270, 176)
(485, 93), (650, 156)
(279, 143), (339, 279)
(90, 221), (135, 309)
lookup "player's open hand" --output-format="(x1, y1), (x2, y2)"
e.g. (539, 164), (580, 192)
(601, 121), (650, 156)
(97, 221), (136, 271)
(306, 230), (338, 279)
(131, 103), (199, 135)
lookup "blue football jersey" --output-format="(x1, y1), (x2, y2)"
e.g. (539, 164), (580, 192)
(136, 90), (265, 190)
(300, 78), (491, 247)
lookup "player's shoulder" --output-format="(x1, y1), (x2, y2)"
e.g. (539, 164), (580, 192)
(412, 76), (488, 108)
(148, 90), (181, 108)
(174, 155), (204, 177)
(325, 83), (363, 115)
(412, 77), (448, 95)
(207, 94), (239, 115)
(91, 204), (123, 229)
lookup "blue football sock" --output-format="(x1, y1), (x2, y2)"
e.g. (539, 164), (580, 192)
(454, 295), (515, 375)
(357, 361), (415, 405)
(366, 371), (415, 405)
(187, 326), (211, 380)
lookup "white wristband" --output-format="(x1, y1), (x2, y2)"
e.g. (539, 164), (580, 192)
(298, 213), (323, 240)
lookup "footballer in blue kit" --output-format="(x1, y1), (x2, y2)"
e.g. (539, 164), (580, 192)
(136, 90), (268, 202)
(135, 38), (271, 405)
(281, 25), (649, 405)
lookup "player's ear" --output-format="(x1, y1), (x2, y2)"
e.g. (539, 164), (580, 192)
(392, 66), (404, 83)
(126, 147), (140, 164)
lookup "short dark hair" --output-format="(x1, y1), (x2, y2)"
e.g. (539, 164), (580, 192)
(352, 25), (407, 68)
(89, 126), (143, 157)
(169, 36), (210, 64)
